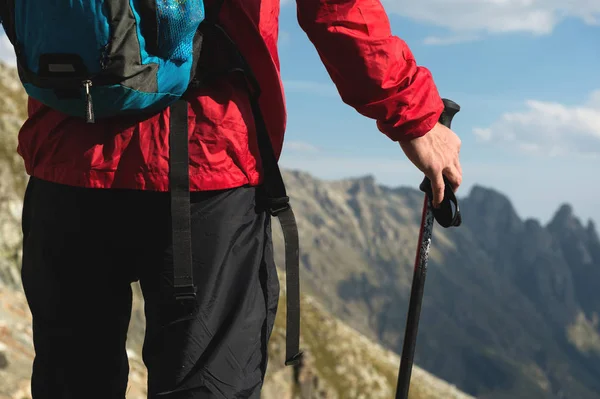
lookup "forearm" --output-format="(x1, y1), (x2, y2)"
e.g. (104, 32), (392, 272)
(296, 0), (444, 141)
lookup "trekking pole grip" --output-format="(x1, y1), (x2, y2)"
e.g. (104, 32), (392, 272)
(419, 98), (462, 228)
(439, 98), (460, 129)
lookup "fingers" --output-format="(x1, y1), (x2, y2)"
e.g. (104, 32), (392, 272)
(430, 172), (445, 208)
(430, 163), (462, 208)
(444, 164), (462, 193)
(456, 161), (463, 183)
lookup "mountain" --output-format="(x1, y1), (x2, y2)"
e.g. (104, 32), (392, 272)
(0, 62), (470, 398)
(0, 61), (599, 398)
(263, 275), (473, 399)
(270, 170), (600, 399)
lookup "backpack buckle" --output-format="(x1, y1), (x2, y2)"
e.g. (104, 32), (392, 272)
(285, 351), (304, 366)
(174, 284), (197, 302)
(267, 196), (290, 217)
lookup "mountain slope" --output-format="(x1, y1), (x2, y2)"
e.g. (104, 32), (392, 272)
(0, 62), (28, 290)
(0, 274), (474, 399)
(271, 170), (600, 399)
(263, 275), (474, 399)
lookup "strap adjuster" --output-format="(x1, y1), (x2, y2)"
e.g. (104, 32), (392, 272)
(285, 351), (304, 366)
(267, 196), (290, 216)
(174, 284), (197, 302)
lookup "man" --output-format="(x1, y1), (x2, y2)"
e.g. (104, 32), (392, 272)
(16, 0), (462, 398)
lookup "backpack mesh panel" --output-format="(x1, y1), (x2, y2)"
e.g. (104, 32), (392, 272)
(156, 0), (204, 62)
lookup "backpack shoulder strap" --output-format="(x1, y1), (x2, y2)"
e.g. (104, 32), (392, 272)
(210, 21), (304, 367)
(173, 2), (304, 367)
(249, 87), (304, 367)
(171, 0), (229, 304)
(206, 0), (226, 23)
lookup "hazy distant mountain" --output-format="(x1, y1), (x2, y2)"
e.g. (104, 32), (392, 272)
(271, 170), (600, 399)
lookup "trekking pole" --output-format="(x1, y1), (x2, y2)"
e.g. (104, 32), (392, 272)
(395, 98), (462, 399)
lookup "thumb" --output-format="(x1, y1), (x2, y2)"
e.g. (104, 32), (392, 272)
(430, 173), (445, 208)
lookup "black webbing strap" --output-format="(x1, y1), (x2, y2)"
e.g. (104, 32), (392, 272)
(169, 99), (196, 301)
(170, 7), (303, 365)
(279, 207), (302, 366)
(198, 20), (303, 367)
(167, 0), (226, 304)
(248, 93), (303, 366)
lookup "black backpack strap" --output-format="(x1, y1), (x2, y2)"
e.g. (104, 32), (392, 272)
(169, 0), (227, 304)
(208, 23), (303, 367)
(174, 5), (303, 366)
(169, 99), (197, 301)
(248, 90), (303, 367)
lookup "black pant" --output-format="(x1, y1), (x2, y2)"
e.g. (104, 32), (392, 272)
(20, 177), (279, 399)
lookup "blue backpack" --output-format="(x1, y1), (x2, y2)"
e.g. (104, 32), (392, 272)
(0, 0), (206, 123)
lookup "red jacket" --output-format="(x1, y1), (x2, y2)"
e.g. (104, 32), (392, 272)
(17, 0), (443, 192)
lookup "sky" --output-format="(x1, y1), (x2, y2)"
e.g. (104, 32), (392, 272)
(275, 0), (600, 227)
(0, 1), (598, 226)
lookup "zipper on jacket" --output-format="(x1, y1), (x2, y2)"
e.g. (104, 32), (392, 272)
(82, 80), (95, 123)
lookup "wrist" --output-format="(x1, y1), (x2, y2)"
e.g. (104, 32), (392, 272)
(378, 99), (444, 142)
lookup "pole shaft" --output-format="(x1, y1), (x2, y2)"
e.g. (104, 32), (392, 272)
(395, 195), (435, 399)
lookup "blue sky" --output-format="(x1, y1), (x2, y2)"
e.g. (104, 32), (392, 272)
(276, 1), (600, 227)
(0, 1), (598, 227)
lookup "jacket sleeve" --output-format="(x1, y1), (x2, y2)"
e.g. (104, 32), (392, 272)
(296, 0), (444, 141)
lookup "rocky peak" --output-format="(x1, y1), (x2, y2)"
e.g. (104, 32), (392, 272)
(460, 185), (524, 255)
(466, 185), (521, 220)
(346, 174), (379, 197)
(587, 220), (599, 242)
(548, 204), (582, 232)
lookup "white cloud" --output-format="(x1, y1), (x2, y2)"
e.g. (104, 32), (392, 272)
(473, 127), (493, 142)
(473, 90), (600, 157)
(284, 141), (320, 153)
(382, 0), (599, 37)
(422, 34), (481, 46)
(280, 1), (599, 42)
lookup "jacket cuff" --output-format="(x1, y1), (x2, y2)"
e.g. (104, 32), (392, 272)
(377, 70), (445, 142)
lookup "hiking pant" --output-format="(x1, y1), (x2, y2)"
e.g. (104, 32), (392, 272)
(20, 177), (280, 399)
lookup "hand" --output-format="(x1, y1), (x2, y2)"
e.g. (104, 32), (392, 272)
(399, 122), (462, 208)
